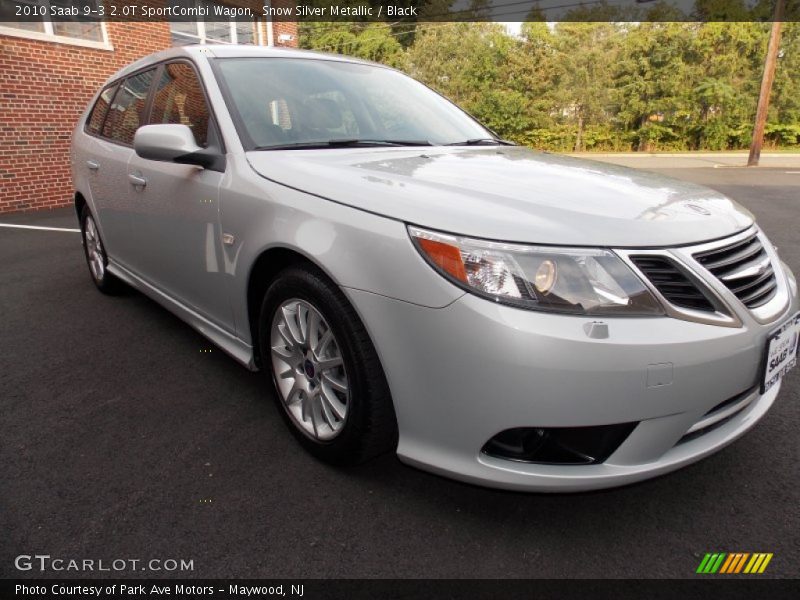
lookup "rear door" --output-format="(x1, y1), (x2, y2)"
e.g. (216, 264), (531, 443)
(88, 68), (158, 263)
(79, 82), (118, 238)
(124, 61), (231, 331)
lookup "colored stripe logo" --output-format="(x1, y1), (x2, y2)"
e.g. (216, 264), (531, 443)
(696, 552), (773, 574)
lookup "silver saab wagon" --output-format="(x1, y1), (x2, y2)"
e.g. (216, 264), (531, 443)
(71, 45), (799, 491)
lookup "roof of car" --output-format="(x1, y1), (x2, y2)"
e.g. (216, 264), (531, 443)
(108, 44), (372, 84)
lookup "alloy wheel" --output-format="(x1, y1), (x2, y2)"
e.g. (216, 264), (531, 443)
(270, 299), (350, 441)
(84, 215), (105, 281)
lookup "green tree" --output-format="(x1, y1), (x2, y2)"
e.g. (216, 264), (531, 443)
(299, 19), (800, 152)
(687, 22), (767, 149)
(404, 22), (522, 134)
(299, 21), (404, 66)
(772, 22), (800, 126)
(551, 23), (620, 151)
(613, 23), (696, 150)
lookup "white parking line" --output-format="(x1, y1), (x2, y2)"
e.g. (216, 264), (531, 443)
(0, 223), (80, 233)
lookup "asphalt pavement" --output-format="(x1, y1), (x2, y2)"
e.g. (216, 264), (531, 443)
(1, 165), (798, 580)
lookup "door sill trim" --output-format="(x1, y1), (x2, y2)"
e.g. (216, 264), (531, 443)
(107, 261), (257, 371)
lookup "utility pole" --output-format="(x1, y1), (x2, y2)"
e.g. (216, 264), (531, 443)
(748, 0), (785, 166)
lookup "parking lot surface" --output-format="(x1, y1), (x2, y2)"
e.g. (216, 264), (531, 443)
(1, 166), (798, 579)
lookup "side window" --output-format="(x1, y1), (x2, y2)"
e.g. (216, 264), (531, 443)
(150, 62), (211, 147)
(102, 69), (157, 145)
(86, 83), (118, 136)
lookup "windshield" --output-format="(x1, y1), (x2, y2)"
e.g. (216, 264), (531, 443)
(213, 58), (494, 149)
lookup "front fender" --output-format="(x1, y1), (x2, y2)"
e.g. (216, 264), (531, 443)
(220, 157), (464, 343)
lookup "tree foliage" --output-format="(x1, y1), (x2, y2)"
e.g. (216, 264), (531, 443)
(300, 21), (800, 151)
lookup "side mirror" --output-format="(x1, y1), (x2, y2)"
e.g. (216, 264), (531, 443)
(134, 124), (220, 169)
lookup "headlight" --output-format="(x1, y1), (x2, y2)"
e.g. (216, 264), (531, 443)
(409, 226), (663, 315)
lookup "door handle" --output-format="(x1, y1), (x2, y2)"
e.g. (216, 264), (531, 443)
(86, 160), (100, 171)
(128, 173), (147, 188)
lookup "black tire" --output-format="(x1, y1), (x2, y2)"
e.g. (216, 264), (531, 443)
(259, 265), (398, 465)
(80, 206), (123, 294)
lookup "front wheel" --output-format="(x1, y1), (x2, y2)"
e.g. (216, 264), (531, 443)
(259, 266), (397, 465)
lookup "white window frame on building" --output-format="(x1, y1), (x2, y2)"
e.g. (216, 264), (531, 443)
(0, 0), (112, 50)
(170, 0), (263, 46)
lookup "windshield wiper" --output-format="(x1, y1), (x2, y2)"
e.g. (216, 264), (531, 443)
(255, 139), (432, 150)
(330, 138), (432, 147)
(445, 138), (516, 146)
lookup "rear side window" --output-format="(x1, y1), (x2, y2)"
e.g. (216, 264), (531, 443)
(102, 68), (157, 145)
(150, 62), (210, 147)
(86, 84), (118, 135)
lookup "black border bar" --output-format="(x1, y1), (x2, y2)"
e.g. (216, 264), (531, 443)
(1, 1), (800, 23)
(2, 579), (799, 600)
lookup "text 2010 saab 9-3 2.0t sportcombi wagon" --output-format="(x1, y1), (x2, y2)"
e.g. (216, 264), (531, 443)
(71, 45), (799, 491)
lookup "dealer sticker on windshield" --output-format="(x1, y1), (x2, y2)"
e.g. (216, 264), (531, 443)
(762, 313), (800, 393)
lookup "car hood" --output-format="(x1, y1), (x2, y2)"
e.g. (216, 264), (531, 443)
(246, 146), (753, 247)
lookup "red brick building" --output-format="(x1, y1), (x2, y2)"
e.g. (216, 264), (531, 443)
(0, 1), (298, 214)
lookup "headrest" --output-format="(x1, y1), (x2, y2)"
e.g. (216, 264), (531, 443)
(305, 97), (343, 130)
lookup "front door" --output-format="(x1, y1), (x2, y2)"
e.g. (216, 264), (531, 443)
(124, 61), (231, 331)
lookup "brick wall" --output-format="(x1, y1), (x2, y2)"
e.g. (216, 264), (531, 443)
(0, 7), (298, 214)
(273, 20), (298, 46)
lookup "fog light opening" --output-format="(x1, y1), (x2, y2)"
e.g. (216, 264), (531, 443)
(481, 423), (638, 465)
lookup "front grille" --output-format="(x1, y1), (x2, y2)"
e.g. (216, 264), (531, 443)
(630, 256), (715, 312)
(694, 233), (777, 308)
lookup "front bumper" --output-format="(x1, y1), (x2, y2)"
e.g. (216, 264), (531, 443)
(345, 264), (798, 492)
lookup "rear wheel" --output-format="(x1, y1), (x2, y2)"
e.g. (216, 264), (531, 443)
(80, 206), (123, 294)
(259, 265), (397, 465)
